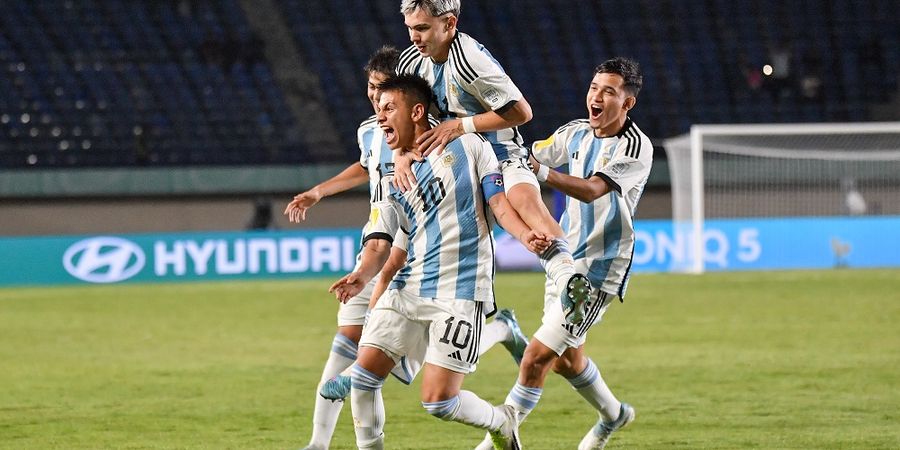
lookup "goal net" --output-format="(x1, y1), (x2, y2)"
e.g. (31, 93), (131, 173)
(664, 122), (900, 273)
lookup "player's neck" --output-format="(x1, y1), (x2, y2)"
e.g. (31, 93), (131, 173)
(593, 117), (628, 138)
(430, 32), (456, 64)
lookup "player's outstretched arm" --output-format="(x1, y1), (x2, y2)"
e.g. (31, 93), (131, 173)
(416, 99), (533, 156)
(488, 192), (551, 254)
(330, 238), (392, 303)
(284, 162), (368, 222)
(529, 155), (612, 203)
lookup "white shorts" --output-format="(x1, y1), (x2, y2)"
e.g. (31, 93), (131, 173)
(360, 289), (486, 374)
(501, 157), (540, 190)
(336, 273), (381, 327)
(532, 276), (616, 355)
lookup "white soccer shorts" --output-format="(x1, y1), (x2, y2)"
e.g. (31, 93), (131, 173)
(360, 289), (486, 374)
(336, 273), (381, 327)
(532, 275), (617, 355)
(500, 157), (540, 190)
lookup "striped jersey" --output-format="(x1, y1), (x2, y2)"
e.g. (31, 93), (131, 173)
(358, 114), (394, 203)
(397, 31), (526, 161)
(365, 134), (501, 303)
(532, 118), (653, 298)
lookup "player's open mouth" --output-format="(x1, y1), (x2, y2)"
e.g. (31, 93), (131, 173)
(381, 126), (396, 142)
(415, 44), (427, 53)
(590, 105), (602, 119)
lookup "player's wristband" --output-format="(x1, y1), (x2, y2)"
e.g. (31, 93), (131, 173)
(535, 164), (550, 182)
(461, 116), (477, 134)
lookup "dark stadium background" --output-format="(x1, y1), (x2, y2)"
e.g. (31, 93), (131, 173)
(0, 0), (897, 234)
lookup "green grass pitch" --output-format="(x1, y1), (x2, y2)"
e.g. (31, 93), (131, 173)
(1, 270), (898, 449)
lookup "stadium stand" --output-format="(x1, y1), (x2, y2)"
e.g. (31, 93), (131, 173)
(1, 0), (896, 168)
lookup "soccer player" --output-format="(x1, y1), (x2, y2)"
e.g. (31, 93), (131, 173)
(285, 47), (527, 450)
(481, 58), (653, 449)
(330, 74), (546, 450)
(392, 0), (592, 322)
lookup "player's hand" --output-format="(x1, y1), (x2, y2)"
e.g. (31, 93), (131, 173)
(283, 189), (322, 223)
(391, 151), (422, 192)
(416, 119), (464, 156)
(329, 272), (366, 303)
(519, 230), (552, 254)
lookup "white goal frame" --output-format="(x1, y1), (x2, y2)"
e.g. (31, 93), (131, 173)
(666, 121), (900, 274)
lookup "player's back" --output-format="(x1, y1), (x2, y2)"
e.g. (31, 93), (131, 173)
(386, 134), (499, 302)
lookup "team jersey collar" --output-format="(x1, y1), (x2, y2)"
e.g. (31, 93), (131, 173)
(614, 117), (634, 138)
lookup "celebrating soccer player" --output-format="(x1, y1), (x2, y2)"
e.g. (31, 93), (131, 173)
(330, 74), (548, 450)
(479, 58), (653, 450)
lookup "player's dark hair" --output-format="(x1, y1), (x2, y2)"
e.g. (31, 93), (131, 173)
(378, 74), (433, 111)
(595, 57), (643, 97)
(364, 45), (401, 76)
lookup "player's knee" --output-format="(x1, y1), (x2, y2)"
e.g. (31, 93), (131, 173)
(350, 364), (385, 392)
(421, 396), (459, 421)
(551, 356), (580, 378)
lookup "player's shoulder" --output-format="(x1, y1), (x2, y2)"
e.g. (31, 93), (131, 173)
(616, 118), (652, 159)
(449, 32), (498, 83)
(458, 132), (491, 151)
(556, 118), (591, 134)
(357, 114), (379, 133)
(397, 44), (424, 75)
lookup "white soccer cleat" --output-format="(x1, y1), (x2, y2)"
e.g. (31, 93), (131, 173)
(488, 404), (521, 450)
(577, 403), (635, 450)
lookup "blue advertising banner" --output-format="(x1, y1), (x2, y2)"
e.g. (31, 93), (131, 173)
(496, 216), (900, 273)
(0, 229), (362, 287)
(1, 217), (897, 287)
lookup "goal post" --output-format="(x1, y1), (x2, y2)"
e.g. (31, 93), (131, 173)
(664, 122), (900, 273)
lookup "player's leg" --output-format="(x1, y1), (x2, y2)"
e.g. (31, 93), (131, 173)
(349, 289), (418, 449)
(547, 291), (632, 450)
(501, 158), (591, 324)
(420, 299), (521, 449)
(304, 279), (372, 450)
(479, 308), (529, 364)
(554, 345), (634, 450)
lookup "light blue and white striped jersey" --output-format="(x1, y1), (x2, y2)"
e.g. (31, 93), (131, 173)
(365, 134), (501, 303)
(532, 118), (653, 298)
(397, 31), (526, 161)
(358, 115), (394, 203)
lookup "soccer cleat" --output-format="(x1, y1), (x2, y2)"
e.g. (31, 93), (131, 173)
(577, 403), (635, 450)
(560, 274), (592, 325)
(494, 309), (528, 365)
(489, 404), (521, 450)
(319, 374), (351, 401)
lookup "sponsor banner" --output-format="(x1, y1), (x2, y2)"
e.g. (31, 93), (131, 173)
(496, 216), (900, 272)
(1, 217), (897, 287)
(0, 229), (361, 287)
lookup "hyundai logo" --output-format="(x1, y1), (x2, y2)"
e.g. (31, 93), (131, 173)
(63, 237), (145, 283)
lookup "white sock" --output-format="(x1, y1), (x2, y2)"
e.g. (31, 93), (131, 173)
(422, 391), (506, 431)
(478, 320), (512, 356)
(504, 382), (543, 423)
(539, 238), (576, 286)
(567, 358), (621, 421)
(350, 364), (386, 449)
(308, 334), (357, 449)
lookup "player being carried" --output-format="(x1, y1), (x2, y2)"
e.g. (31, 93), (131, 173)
(392, 0), (593, 325)
(285, 47), (528, 450)
(330, 74), (547, 450)
(477, 57), (653, 450)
